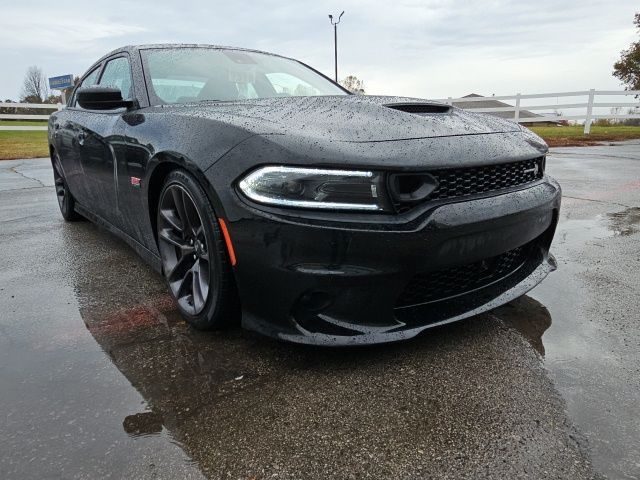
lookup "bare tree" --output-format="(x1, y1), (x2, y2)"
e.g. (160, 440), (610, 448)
(340, 75), (365, 94)
(21, 66), (49, 103)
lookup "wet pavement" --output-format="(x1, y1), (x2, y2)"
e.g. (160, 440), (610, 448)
(0, 142), (638, 479)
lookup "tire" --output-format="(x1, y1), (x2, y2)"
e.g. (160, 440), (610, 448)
(156, 169), (238, 330)
(52, 151), (82, 221)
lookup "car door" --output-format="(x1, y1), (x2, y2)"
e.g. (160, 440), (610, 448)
(53, 66), (101, 204)
(76, 55), (134, 225)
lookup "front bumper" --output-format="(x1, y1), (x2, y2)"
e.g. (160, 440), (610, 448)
(219, 173), (561, 345)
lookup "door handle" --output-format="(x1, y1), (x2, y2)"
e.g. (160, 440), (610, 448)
(77, 132), (86, 146)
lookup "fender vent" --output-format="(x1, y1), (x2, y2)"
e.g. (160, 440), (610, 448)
(385, 103), (451, 115)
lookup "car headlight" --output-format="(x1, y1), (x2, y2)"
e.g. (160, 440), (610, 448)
(237, 166), (390, 211)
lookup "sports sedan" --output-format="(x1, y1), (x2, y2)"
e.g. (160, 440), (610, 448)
(48, 44), (560, 345)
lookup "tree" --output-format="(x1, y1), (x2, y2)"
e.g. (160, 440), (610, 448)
(0, 99), (17, 115)
(340, 75), (365, 94)
(21, 66), (49, 103)
(62, 76), (80, 102)
(613, 13), (640, 91)
(44, 94), (62, 104)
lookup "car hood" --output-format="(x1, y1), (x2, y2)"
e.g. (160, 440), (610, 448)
(161, 95), (520, 142)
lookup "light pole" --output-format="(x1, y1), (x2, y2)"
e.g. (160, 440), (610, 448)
(328, 11), (344, 82)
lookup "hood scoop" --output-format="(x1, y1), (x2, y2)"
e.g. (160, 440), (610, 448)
(385, 103), (451, 115)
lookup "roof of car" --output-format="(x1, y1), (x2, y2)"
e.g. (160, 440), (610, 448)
(98, 43), (289, 63)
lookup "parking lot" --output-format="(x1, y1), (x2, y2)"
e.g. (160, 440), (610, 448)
(1, 142), (638, 479)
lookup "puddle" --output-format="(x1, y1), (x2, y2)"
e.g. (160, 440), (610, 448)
(607, 207), (640, 236)
(523, 204), (640, 478)
(554, 207), (640, 248)
(554, 217), (611, 246)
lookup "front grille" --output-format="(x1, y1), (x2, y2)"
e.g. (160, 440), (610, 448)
(396, 241), (535, 308)
(428, 157), (544, 201)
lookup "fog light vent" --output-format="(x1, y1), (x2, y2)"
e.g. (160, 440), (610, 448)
(388, 173), (439, 212)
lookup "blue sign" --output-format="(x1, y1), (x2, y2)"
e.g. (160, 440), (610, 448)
(48, 74), (74, 90)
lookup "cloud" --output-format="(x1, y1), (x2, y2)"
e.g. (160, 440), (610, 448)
(0, 16), (146, 53)
(0, 0), (637, 99)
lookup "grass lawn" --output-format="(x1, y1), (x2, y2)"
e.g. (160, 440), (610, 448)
(0, 131), (49, 160)
(0, 120), (48, 127)
(529, 125), (640, 147)
(1, 122), (640, 161)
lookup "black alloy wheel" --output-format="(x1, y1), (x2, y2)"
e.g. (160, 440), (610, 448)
(157, 170), (238, 329)
(52, 151), (81, 221)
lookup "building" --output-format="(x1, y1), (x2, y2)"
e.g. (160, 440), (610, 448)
(453, 94), (561, 126)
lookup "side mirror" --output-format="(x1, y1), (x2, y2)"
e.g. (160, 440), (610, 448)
(76, 87), (134, 110)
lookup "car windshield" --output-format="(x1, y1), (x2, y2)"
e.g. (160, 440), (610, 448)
(142, 48), (347, 104)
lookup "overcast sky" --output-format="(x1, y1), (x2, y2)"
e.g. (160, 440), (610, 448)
(0, 0), (637, 101)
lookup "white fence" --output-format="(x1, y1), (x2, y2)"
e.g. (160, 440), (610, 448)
(0, 102), (61, 131)
(1, 90), (640, 134)
(433, 89), (640, 134)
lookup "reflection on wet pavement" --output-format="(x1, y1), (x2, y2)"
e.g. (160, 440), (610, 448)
(491, 297), (551, 356)
(0, 199), (594, 479)
(528, 144), (640, 479)
(123, 412), (164, 437)
(4, 147), (640, 479)
(40, 218), (591, 479)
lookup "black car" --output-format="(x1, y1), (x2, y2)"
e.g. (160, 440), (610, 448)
(48, 44), (560, 345)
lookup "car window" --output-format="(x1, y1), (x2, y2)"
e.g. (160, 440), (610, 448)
(98, 57), (132, 99)
(150, 75), (261, 102)
(265, 72), (321, 96)
(143, 48), (346, 104)
(73, 67), (100, 107)
(150, 78), (205, 103)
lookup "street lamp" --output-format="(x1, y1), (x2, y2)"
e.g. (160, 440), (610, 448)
(328, 11), (344, 82)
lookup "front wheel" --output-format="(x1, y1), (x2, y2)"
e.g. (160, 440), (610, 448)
(157, 169), (238, 329)
(52, 151), (82, 221)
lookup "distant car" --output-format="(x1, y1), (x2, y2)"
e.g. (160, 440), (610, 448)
(48, 44), (560, 345)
